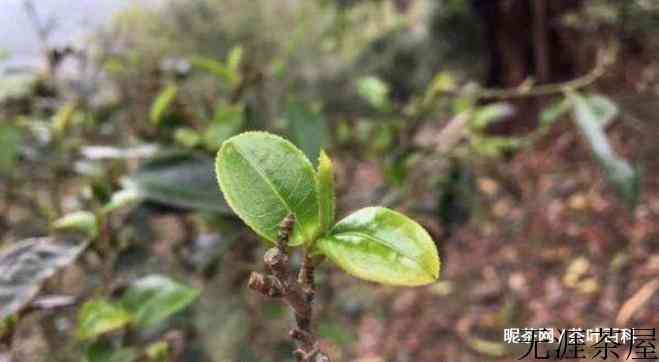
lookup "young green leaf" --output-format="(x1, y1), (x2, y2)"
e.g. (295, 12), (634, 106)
(149, 83), (178, 125)
(317, 150), (335, 235)
(567, 91), (639, 207)
(120, 275), (200, 329)
(315, 207), (440, 286)
(77, 299), (133, 341)
(215, 132), (321, 246)
(52, 211), (99, 238)
(0, 237), (88, 320)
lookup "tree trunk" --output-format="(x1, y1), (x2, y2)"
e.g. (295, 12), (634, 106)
(471, 0), (585, 134)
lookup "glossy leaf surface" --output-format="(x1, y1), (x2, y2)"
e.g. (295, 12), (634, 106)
(316, 207), (440, 286)
(77, 299), (132, 341)
(124, 151), (231, 213)
(0, 237), (88, 319)
(317, 150), (335, 235)
(216, 132), (320, 245)
(120, 275), (200, 329)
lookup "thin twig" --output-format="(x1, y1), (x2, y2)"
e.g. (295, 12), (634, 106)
(452, 48), (615, 101)
(248, 214), (330, 362)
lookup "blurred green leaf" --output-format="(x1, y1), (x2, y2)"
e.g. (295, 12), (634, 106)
(203, 102), (244, 151)
(0, 237), (88, 320)
(124, 151), (231, 213)
(316, 207), (440, 286)
(0, 124), (22, 174)
(102, 189), (142, 214)
(150, 83), (178, 126)
(424, 72), (457, 104)
(189, 56), (240, 87)
(357, 76), (391, 112)
(586, 94), (619, 127)
(216, 132), (321, 246)
(52, 211), (99, 239)
(85, 341), (138, 362)
(77, 299), (132, 341)
(284, 99), (330, 164)
(470, 102), (515, 130)
(145, 341), (170, 361)
(52, 102), (78, 135)
(120, 274), (199, 329)
(317, 150), (335, 235)
(470, 135), (520, 157)
(568, 91), (639, 207)
(226, 46), (243, 74)
(174, 127), (202, 148)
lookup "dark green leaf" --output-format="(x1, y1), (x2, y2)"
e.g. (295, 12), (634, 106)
(77, 299), (132, 341)
(85, 341), (138, 362)
(284, 100), (330, 164)
(120, 275), (200, 329)
(216, 132), (321, 246)
(124, 151), (231, 213)
(0, 237), (88, 320)
(316, 207), (440, 286)
(317, 150), (335, 235)
(568, 91), (639, 207)
(0, 124), (22, 174)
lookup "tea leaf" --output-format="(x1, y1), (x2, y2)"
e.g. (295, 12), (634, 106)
(316, 207), (440, 286)
(317, 150), (335, 235)
(216, 132), (320, 246)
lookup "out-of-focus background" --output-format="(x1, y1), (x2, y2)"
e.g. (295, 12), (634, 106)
(0, 0), (658, 361)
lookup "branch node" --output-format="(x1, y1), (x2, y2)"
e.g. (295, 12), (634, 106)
(247, 272), (283, 298)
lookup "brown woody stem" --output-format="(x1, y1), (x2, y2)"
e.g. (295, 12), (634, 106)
(247, 214), (330, 362)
